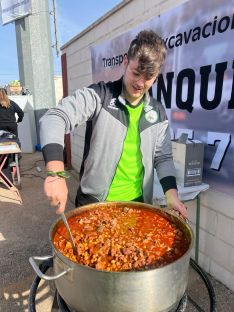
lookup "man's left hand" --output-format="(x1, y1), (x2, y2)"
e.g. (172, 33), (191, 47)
(165, 189), (188, 219)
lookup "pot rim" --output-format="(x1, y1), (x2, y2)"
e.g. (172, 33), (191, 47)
(50, 201), (194, 274)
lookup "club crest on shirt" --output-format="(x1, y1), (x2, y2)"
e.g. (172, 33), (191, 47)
(145, 110), (158, 123)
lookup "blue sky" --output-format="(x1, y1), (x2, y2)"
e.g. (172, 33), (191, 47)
(0, 0), (121, 86)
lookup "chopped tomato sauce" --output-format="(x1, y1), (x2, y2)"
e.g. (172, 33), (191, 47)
(53, 206), (190, 271)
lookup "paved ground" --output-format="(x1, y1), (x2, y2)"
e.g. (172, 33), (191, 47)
(0, 152), (234, 312)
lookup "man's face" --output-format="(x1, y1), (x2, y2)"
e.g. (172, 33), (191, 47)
(123, 57), (157, 103)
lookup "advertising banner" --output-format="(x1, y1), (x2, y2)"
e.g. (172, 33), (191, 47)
(0, 0), (31, 25)
(90, 0), (234, 196)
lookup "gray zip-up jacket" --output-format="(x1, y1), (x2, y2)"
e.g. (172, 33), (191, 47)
(40, 77), (177, 206)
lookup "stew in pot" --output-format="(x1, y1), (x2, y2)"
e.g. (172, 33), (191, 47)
(53, 206), (189, 271)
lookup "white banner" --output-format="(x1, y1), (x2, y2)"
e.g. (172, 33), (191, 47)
(0, 0), (31, 25)
(91, 0), (234, 196)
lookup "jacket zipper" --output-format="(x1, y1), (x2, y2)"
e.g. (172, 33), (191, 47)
(139, 107), (145, 202)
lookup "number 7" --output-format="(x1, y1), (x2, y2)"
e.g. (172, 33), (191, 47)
(207, 132), (231, 170)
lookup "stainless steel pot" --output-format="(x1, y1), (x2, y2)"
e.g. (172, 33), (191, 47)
(30, 202), (193, 312)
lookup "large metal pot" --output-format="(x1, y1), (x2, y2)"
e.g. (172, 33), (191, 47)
(30, 202), (193, 312)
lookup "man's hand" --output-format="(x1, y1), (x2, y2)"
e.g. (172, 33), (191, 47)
(165, 189), (188, 219)
(44, 176), (68, 214)
(44, 160), (68, 214)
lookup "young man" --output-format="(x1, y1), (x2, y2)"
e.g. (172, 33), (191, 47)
(40, 30), (187, 218)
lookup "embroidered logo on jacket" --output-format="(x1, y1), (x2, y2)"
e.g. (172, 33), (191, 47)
(145, 110), (158, 123)
(108, 98), (118, 110)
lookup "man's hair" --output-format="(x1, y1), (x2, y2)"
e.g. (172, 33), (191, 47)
(127, 30), (167, 78)
(0, 88), (10, 108)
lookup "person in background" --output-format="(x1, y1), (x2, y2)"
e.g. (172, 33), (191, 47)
(0, 88), (24, 137)
(0, 88), (24, 183)
(40, 30), (188, 219)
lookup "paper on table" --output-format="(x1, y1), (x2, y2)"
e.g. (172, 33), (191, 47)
(0, 144), (18, 151)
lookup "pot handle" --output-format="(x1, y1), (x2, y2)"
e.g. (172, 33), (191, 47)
(29, 255), (72, 281)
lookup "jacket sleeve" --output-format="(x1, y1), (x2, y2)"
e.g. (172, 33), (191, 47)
(12, 101), (24, 122)
(39, 84), (104, 164)
(154, 103), (177, 193)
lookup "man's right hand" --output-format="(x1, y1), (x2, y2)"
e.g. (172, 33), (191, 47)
(44, 175), (68, 214)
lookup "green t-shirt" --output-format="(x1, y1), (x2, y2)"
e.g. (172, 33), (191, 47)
(106, 102), (144, 201)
